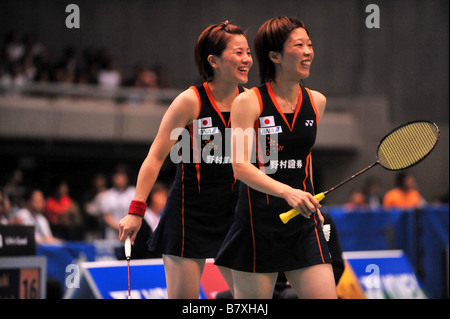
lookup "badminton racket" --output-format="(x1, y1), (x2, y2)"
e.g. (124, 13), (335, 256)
(125, 236), (132, 299)
(280, 120), (440, 224)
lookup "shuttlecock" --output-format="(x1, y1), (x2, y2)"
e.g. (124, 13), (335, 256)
(323, 224), (331, 242)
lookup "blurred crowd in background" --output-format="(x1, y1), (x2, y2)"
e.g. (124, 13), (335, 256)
(0, 164), (170, 246)
(0, 30), (171, 89)
(1, 161), (447, 246)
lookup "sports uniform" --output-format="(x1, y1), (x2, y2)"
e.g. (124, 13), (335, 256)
(148, 82), (244, 258)
(215, 82), (332, 272)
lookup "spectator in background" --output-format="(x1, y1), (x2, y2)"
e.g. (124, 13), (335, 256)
(125, 62), (161, 89)
(1, 31), (177, 89)
(59, 46), (79, 80)
(0, 190), (12, 225)
(144, 182), (168, 233)
(2, 169), (26, 213)
(135, 68), (159, 88)
(344, 188), (369, 212)
(0, 65), (11, 86)
(23, 33), (48, 83)
(8, 61), (27, 86)
(79, 47), (103, 84)
(22, 33), (46, 62)
(100, 165), (135, 240)
(4, 31), (25, 64)
(50, 46), (79, 84)
(52, 62), (75, 84)
(22, 50), (37, 82)
(151, 64), (171, 88)
(34, 51), (52, 83)
(1, 32), (47, 86)
(383, 171), (426, 209)
(97, 57), (122, 88)
(81, 173), (108, 240)
(45, 180), (82, 240)
(364, 177), (383, 210)
(12, 189), (60, 244)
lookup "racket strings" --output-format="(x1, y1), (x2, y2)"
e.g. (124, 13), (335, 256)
(377, 122), (439, 170)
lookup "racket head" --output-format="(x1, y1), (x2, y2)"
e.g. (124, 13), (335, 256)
(376, 120), (440, 171)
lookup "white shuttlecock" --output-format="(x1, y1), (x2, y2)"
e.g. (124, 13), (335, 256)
(125, 236), (131, 259)
(323, 224), (331, 242)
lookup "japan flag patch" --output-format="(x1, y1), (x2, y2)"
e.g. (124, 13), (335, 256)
(259, 116), (275, 127)
(198, 117), (212, 128)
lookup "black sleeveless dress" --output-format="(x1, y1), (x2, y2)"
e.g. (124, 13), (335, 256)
(148, 83), (244, 258)
(215, 83), (332, 272)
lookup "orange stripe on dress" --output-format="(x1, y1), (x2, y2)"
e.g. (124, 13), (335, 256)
(195, 163), (201, 192)
(231, 175), (237, 191)
(203, 82), (237, 128)
(302, 153), (311, 191)
(266, 82), (302, 132)
(313, 213), (325, 263)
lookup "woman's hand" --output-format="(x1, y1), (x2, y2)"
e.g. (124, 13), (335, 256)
(118, 214), (143, 245)
(282, 186), (321, 219)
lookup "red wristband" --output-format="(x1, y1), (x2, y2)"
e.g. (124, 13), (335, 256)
(128, 200), (147, 217)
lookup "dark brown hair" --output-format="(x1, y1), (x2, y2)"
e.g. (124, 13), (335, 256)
(254, 16), (309, 83)
(195, 21), (246, 81)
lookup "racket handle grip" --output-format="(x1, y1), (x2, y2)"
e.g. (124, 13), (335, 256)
(279, 192), (326, 224)
(314, 192), (326, 202)
(125, 236), (132, 259)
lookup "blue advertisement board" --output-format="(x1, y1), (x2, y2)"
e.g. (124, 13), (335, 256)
(67, 259), (167, 299)
(66, 258), (225, 299)
(344, 250), (427, 299)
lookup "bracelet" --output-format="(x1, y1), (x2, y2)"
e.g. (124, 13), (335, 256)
(128, 200), (147, 217)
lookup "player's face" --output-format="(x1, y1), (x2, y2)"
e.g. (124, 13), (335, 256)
(215, 34), (253, 84)
(280, 27), (314, 80)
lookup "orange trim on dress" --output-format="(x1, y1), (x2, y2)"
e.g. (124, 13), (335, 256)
(313, 213), (326, 263)
(203, 82), (238, 128)
(265, 82), (302, 132)
(303, 153), (311, 191)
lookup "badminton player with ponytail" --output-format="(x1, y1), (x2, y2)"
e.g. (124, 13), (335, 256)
(118, 21), (252, 298)
(215, 16), (337, 298)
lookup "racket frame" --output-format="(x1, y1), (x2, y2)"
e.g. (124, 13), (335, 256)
(280, 120), (440, 224)
(376, 120), (440, 171)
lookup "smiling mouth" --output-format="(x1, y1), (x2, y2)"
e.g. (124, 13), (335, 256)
(301, 61), (311, 66)
(238, 67), (248, 73)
